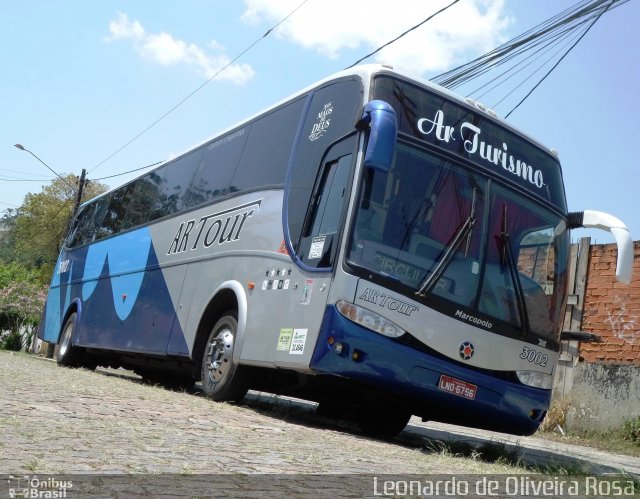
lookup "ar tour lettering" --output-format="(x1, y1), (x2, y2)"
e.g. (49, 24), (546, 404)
(417, 110), (545, 189)
(167, 199), (261, 255)
(359, 287), (419, 317)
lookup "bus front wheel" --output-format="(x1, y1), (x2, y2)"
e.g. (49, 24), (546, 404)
(56, 313), (83, 367)
(200, 313), (249, 402)
(354, 406), (411, 439)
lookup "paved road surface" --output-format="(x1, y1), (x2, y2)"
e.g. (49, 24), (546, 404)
(1, 351), (638, 497)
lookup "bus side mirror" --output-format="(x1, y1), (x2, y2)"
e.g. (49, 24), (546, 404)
(356, 100), (397, 172)
(568, 210), (634, 284)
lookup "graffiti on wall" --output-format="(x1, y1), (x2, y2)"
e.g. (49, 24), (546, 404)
(604, 296), (639, 345)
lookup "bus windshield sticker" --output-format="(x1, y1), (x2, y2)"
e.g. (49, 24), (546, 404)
(308, 102), (333, 142)
(309, 235), (326, 259)
(277, 328), (293, 351)
(289, 329), (308, 355)
(300, 279), (314, 305)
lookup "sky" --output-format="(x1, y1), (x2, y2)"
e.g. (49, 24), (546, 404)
(1, 0), (638, 244)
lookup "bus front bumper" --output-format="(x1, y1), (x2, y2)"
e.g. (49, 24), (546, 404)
(309, 305), (551, 436)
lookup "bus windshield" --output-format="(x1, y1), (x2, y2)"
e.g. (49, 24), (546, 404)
(347, 143), (569, 343)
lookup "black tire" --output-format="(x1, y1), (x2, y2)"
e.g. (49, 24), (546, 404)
(200, 313), (249, 402)
(56, 313), (83, 367)
(354, 406), (411, 439)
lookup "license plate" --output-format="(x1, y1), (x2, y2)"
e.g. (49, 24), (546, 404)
(438, 375), (477, 400)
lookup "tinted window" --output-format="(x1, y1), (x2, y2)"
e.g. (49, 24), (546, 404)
(92, 195), (113, 241)
(299, 154), (352, 268)
(373, 76), (566, 210)
(286, 78), (363, 252)
(185, 128), (248, 209)
(96, 183), (136, 238)
(151, 149), (202, 220)
(231, 97), (306, 192)
(67, 203), (97, 248)
(121, 171), (163, 229)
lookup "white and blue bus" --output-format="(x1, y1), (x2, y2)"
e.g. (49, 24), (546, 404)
(39, 65), (633, 437)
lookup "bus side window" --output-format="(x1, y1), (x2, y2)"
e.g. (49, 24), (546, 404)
(98, 183), (136, 238)
(67, 203), (96, 248)
(185, 129), (246, 209)
(231, 97), (305, 193)
(299, 154), (352, 268)
(151, 149), (202, 221)
(121, 172), (161, 230)
(87, 196), (111, 242)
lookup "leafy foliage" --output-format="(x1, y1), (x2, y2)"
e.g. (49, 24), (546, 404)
(2, 175), (107, 281)
(622, 417), (640, 445)
(0, 262), (48, 351)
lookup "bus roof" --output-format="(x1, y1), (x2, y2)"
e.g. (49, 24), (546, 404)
(83, 64), (560, 208)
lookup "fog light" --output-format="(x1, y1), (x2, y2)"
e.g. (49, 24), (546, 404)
(352, 350), (362, 361)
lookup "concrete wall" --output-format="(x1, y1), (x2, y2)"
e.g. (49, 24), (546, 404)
(565, 363), (640, 432)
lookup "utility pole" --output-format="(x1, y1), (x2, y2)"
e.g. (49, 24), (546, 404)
(72, 168), (87, 216)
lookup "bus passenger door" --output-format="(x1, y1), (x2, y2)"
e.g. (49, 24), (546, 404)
(267, 144), (354, 369)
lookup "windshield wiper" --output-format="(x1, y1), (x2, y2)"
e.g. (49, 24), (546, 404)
(415, 188), (476, 297)
(497, 203), (530, 336)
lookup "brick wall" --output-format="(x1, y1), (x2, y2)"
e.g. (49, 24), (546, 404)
(579, 241), (640, 363)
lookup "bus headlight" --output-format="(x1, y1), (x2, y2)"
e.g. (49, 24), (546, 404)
(336, 300), (405, 338)
(516, 370), (553, 389)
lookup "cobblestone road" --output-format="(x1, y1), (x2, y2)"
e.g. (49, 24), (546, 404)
(0, 351), (522, 477)
(2, 351), (638, 498)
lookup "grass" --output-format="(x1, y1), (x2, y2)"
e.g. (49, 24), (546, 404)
(537, 426), (640, 457)
(537, 398), (640, 457)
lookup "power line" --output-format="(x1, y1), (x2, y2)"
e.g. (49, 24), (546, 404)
(0, 178), (55, 182)
(431, 0), (624, 89)
(0, 167), (52, 178)
(490, 27), (586, 109)
(345, 0), (461, 70)
(88, 0), (311, 175)
(92, 161), (163, 181)
(428, 0), (625, 117)
(504, 0), (616, 118)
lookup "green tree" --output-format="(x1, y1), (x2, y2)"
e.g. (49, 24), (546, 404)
(0, 209), (17, 262)
(0, 262), (47, 351)
(9, 175), (107, 281)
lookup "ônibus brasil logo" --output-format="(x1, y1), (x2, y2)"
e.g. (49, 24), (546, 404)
(459, 341), (475, 361)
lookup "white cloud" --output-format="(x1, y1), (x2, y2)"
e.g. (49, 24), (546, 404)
(104, 12), (255, 84)
(241, 0), (512, 75)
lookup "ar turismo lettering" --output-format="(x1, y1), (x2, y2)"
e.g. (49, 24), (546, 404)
(417, 109), (545, 190)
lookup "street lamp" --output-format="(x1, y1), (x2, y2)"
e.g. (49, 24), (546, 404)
(13, 144), (75, 189)
(13, 143), (86, 215)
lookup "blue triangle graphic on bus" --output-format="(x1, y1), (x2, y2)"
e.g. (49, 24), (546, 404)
(43, 257), (62, 342)
(81, 228), (152, 321)
(43, 258), (73, 342)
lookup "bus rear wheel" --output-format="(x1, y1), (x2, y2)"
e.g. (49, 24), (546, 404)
(200, 313), (249, 402)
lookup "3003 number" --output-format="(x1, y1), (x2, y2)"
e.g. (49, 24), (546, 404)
(519, 346), (548, 367)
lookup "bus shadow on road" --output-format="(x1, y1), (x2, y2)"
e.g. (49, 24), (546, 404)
(241, 391), (632, 476)
(239, 391), (556, 472)
(92, 368), (635, 477)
